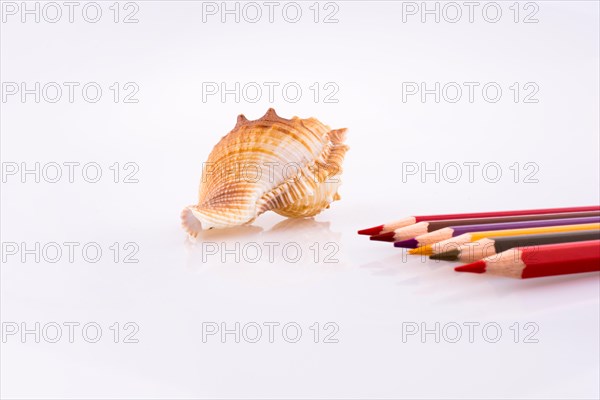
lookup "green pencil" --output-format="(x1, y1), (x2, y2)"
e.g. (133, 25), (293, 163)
(430, 230), (600, 262)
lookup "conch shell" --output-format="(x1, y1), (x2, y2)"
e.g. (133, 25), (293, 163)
(182, 108), (349, 236)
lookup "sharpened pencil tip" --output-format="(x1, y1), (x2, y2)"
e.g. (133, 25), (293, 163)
(358, 225), (384, 236)
(455, 260), (487, 273)
(430, 249), (460, 261)
(394, 238), (419, 249)
(370, 232), (396, 242)
(408, 245), (433, 256)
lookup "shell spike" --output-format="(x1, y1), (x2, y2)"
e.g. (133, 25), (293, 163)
(259, 107), (287, 122)
(235, 114), (248, 128)
(328, 128), (348, 144)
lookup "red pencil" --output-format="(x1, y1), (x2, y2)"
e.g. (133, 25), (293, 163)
(357, 206), (600, 236)
(455, 240), (600, 279)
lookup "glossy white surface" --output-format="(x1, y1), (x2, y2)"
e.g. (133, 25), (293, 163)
(1, 1), (599, 398)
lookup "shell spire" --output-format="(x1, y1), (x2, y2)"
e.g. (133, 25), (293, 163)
(182, 109), (349, 237)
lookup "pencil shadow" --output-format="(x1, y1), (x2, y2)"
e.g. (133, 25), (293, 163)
(430, 271), (600, 305)
(358, 251), (431, 279)
(496, 271), (600, 292)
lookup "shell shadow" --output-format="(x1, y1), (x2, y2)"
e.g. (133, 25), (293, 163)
(182, 217), (345, 270)
(264, 217), (341, 243)
(185, 224), (264, 244)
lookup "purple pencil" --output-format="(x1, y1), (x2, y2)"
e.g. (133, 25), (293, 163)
(394, 216), (600, 248)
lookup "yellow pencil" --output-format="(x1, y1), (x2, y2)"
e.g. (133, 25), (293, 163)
(407, 223), (600, 256)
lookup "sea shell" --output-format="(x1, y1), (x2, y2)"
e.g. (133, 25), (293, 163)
(181, 108), (349, 236)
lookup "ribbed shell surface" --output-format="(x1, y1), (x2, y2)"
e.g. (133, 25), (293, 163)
(181, 109), (348, 236)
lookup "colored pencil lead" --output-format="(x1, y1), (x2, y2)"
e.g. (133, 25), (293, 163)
(394, 238), (419, 249)
(407, 245), (434, 256)
(370, 232), (397, 242)
(429, 249), (461, 261)
(358, 225), (384, 236)
(455, 261), (487, 273)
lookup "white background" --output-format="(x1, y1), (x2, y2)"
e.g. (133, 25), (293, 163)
(1, 1), (599, 398)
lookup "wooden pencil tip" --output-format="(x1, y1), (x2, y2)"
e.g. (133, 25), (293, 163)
(455, 260), (487, 273)
(408, 245), (433, 256)
(394, 238), (419, 249)
(370, 232), (396, 242)
(358, 225), (384, 236)
(430, 249), (460, 261)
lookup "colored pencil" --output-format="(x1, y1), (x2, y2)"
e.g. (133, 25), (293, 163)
(431, 230), (600, 262)
(370, 211), (600, 242)
(406, 223), (600, 256)
(357, 206), (600, 235)
(395, 216), (600, 249)
(454, 240), (600, 278)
